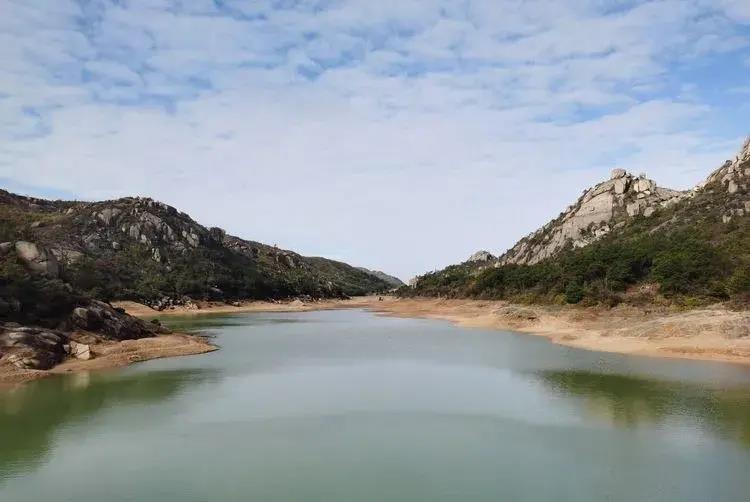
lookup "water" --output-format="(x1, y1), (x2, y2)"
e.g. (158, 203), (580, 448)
(2, 309), (750, 501)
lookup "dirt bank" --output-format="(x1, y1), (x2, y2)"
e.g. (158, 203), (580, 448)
(367, 297), (750, 365)
(0, 334), (217, 387)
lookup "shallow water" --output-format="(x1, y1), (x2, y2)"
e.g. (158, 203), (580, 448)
(2, 309), (750, 501)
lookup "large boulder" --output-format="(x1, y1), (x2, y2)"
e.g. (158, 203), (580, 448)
(14, 241), (60, 277)
(0, 324), (69, 369)
(468, 250), (496, 263)
(67, 300), (158, 340)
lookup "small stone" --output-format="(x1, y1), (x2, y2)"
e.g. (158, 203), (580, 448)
(69, 341), (92, 360)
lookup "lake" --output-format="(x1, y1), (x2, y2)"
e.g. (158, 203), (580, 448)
(2, 309), (750, 501)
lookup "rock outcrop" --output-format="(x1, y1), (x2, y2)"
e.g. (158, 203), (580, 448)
(698, 136), (750, 223)
(498, 170), (690, 266)
(13, 241), (59, 277)
(0, 324), (69, 369)
(467, 250), (496, 263)
(0, 301), (163, 370)
(67, 300), (162, 340)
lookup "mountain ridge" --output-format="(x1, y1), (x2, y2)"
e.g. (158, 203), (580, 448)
(0, 189), (395, 311)
(404, 137), (750, 306)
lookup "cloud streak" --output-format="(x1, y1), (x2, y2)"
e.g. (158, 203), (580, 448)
(1, 0), (749, 278)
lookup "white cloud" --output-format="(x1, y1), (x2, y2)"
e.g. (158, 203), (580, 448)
(1, 0), (749, 279)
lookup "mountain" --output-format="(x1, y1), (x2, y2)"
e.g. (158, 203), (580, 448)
(0, 190), (394, 313)
(403, 137), (750, 306)
(355, 268), (405, 289)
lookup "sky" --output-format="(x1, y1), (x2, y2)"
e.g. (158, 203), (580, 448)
(1, 0), (750, 280)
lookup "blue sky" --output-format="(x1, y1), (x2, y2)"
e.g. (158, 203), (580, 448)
(1, 0), (749, 279)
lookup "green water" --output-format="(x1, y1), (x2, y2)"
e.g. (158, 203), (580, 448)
(2, 310), (750, 501)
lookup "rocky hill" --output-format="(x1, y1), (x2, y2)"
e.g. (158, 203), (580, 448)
(499, 170), (689, 266)
(403, 137), (750, 306)
(356, 268), (404, 289)
(0, 190), (393, 311)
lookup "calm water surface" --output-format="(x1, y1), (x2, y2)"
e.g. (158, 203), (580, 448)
(2, 309), (750, 501)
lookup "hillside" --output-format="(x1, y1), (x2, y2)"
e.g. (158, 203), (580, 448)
(356, 268), (405, 289)
(0, 190), (393, 316)
(403, 138), (750, 306)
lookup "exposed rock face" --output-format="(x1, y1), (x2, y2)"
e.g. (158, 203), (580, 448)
(496, 137), (750, 266)
(467, 250), (496, 263)
(699, 138), (750, 224)
(499, 171), (690, 266)
(14, 241), (59, 277)
(703, 136), (750, 196)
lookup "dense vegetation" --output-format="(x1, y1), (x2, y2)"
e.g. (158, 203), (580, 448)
(401, 181), (750, 307)
(0, 253), (83, 326)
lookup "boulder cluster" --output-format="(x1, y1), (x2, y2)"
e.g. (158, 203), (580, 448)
(0, 301), (163, 370)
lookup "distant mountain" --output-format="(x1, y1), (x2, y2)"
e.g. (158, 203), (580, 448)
(356, 267), (404, 289)
(404, 137), (750, 306)
(0, 190), (394, 313)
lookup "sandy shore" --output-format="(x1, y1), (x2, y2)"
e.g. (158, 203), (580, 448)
(118, 296), (750, 366)
(113, 299), (355, 317)
(366, 297), (750, 366)
(0, 334), (217, 387)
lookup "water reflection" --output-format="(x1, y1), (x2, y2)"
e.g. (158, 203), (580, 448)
(0, 369), (215, 480)
(538, 370), (750, 446)
(157, 313), (316, 333)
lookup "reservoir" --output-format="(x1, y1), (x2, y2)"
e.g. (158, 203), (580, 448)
(2, 309), (750, 501)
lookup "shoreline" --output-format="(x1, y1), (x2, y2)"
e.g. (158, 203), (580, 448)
(367, 297), (750, 366)
(118, 296), (750, 366)
(0, 333), (218, 387)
